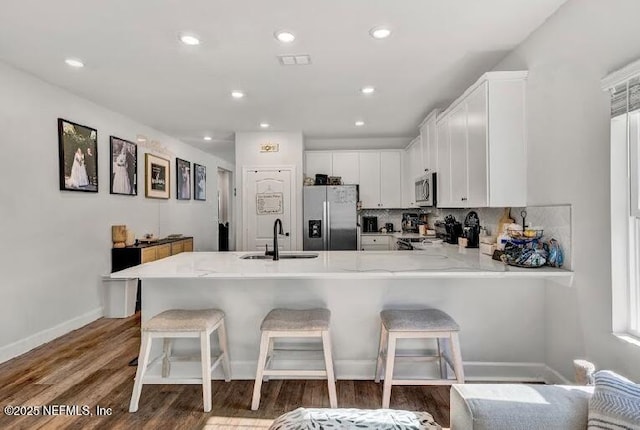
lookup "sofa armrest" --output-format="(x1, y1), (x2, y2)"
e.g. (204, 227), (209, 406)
(450, 384), (594, 430)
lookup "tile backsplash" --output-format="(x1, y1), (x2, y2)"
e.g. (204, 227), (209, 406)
(360, 204), (572, 269)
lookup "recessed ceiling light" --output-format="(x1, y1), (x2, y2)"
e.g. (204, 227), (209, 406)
(65, 58), (84, 68)
(180, 34), (200, 45)
(275, 31), (295, 43)
(370, 26), (392, 39)
(259, 122), (270, 128)
(355, 121), (365, 127)
(231, 91), (245, 99)
(203, 136), (212, 141)
(361, 86), (375, 95)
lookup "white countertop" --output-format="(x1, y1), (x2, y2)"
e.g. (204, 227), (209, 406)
(110, 247), (573, 283)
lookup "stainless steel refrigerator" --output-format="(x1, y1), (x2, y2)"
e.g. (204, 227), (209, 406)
(303, 185), (358, 251)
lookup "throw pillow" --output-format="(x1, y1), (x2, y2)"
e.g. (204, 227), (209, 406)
(588, 370), (640, 429)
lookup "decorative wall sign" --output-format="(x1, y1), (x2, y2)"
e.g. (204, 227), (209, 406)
(256, 192), (283, 214)
(260, 142), (279, 152)
(194, 163), (206, 201)
(58, 118), (98, 192)
(176, 158), (191, 200)
(145, 153), (170, 199)
(110, 136), (137, 196)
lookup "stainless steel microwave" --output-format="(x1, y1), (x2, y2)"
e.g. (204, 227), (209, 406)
(415, 172), (436, 207)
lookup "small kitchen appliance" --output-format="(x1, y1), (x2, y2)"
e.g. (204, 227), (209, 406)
(385, 222), (394, 232)
(401, 213), (419, 233)
(362, 216), (378, 233)
(462, 211), (480, 248)
(415, 172), (437, 207)
(443, 215), (463, 244)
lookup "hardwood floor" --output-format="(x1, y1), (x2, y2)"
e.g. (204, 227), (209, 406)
(0, 314), (451, 429)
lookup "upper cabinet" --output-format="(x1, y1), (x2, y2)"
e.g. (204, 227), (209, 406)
(304, 149), (402, 209)
(401, 137), (422, 208)
(359, 151), (402, 208)
(304, 152), (332, 178)
(419, 110), (439, 173)
(435, 71), (527, 208)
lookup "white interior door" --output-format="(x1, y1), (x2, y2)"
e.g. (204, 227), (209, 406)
(244, 169), (293, 252)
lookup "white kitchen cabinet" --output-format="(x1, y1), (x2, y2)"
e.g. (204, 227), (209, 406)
(449, 103), (468, 206)
(380, 151), (402, 208)
(361, 235), (391, 251)
(419, 110), (439, 173)
(332, 152), (359, 185)
(305, 152), (332, 178)
(435, 71), (527, 208)
(358, 151), (402, 208)
(358, 152), (381, 208)
(466, 83), (488, 207)
(436, 117), (452, 207)
(402, 138), (422, 208)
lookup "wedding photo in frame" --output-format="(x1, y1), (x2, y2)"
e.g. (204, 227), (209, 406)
(176, 158), (191, 200)
(109, 136), (137, 196)
(194, 163), (206, 201)
(57, 118), (98, 192)
(144, 153), (170, 199)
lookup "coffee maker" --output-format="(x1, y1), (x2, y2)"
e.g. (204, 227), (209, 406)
(443, 215), (463, 244)
(462, 211), (480, 248)
(362, 216), (378, 233)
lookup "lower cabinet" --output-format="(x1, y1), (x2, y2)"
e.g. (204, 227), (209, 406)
(112, 237), (194, 272)
(361, 235), (392, 251)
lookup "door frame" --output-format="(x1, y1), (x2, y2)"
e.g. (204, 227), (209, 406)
(241, 165), (298, 251)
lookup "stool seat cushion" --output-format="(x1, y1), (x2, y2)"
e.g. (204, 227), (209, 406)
(381, 309), (459, 332)
(144, 309), (224, 332)
(260, 308), (330, 331)
(269, 407), (441, 429)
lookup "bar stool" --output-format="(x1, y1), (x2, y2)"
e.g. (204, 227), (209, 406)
(251, 308), (337, 410)
(374, 308), (464, 408)
(129, 309), (231, 413)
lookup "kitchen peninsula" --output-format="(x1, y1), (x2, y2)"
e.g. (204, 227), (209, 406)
(111, 249), (572, 381)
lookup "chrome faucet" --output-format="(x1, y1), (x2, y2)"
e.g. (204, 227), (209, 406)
(272, 218), (284, 260)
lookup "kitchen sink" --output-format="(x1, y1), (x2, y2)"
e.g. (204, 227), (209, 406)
(240, 253), (319, 260)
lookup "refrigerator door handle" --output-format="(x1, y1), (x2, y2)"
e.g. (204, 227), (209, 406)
(322, 200), (328, 250)
(326, 201), (331, 250)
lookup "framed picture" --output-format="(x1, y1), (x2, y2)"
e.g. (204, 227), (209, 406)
(109, 136), (137, 196)
(194, 163), (206, 201)
(144, 153), (170, 199)
(58, 118), (98, 192)
(176, 158), (191, 200)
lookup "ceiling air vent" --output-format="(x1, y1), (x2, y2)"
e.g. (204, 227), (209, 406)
(278, 54), (311, 66)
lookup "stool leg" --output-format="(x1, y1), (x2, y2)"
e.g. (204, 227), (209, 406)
(264, 337), (274, 382)
(251, 331), (270, 410)
(382, 332), (397, 409)
(374, 323), (388, 383)
(321, 330), (338, 408)
(217, 319), (231, 382)
(200, 331), (213, 412)
(162, 338), (172, 377)
(437, 338), (447, 379)
(129, 331), (153, 412)
(450, 332), (465, 383)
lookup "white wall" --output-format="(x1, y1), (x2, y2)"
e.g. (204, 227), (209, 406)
(0, 60), (233, 363)
(494, 0), (640, 379)
(235, 132), (304, 250)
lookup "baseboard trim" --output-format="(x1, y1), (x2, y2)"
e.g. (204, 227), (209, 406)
(0, 307), (103, 364)
(542, 364), (572, 385)
(206, 359), (553, 381)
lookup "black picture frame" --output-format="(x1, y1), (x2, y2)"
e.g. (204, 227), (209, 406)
(194, 163), (206, 201)
(145, 153), (170, 199)
(57, 118), (98, 192)
(176, 158), (191, 200)
(109, 136), (137, 196)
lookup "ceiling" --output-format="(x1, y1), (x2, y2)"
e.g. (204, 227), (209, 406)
(0, 0), (567, 159)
